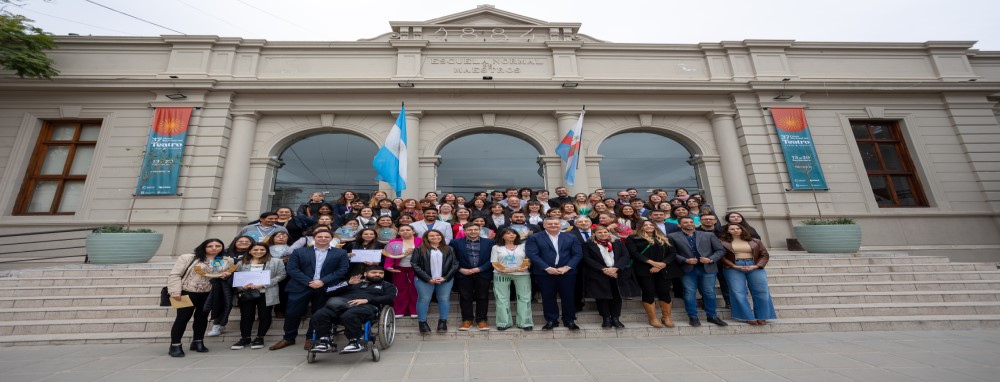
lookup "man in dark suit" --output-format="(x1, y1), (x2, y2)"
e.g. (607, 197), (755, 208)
(525, 217), (583, 330)
(499, 211), (540, 240)
(450, 223), (496, 331)
(566, 216), (594, 311)
(270, 229), (350, 350)
(667, 216), (728, 327)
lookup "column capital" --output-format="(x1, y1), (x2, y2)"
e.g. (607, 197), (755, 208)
(705, 111), (737, 121)
(552, 111), (582, 119)
(392, 110), (423, 118)
(537, 155), (562, 166)
(418, 155), (441, 166)
(231, 111), (262, 120)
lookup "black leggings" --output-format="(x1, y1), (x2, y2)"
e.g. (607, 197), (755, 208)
(171, 291), (210, 344)
(636, 276), (674, 304)
(237, 294), (273, 338)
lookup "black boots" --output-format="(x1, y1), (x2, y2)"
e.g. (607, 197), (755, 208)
(189, 341), (209, 352)
(437, 319), (448, 332)
(168, 344), (185, 357)
(419, 321), (432, 333)
(601, 316), (613, 328)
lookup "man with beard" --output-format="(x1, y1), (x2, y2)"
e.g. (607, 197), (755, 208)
(500, 211), (541, 240)
(549, 187), (573, 209)
(309, 267), (396, 353)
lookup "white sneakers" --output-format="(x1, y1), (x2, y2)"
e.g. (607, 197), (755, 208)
(206, 324), (225, 337)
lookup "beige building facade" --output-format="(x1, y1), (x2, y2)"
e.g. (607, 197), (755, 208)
(1, 5), (999, 260)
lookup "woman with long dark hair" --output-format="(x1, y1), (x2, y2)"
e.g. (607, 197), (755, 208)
(167, 238), (234, 357)
(725, 212), (762, 240)
(411, 229), (459, 333)
(490, 228), (533, 330)
(343, 228), (386, 278)
(720, 223), (776, 325)
(231, 242), (286, 350)
(468, 198), (490, 219)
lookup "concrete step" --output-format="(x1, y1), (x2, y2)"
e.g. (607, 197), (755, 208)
(3, 314), (1000, 346)
(768, 280), (1000, 293)
(768, 270), (1000, 283)
(765, 263), (996, 274)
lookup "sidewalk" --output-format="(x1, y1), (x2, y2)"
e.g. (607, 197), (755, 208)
(2, 329), (998, 382)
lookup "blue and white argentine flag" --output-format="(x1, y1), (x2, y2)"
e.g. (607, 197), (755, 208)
(373, 104), (408, 196)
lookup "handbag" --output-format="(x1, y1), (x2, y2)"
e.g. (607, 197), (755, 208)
(237, 289), (262, 303)
(160, 257), (197, 307)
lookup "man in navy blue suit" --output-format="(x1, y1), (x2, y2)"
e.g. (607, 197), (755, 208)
(525, 217), (583, 330)
(269, 229), (349, 350)
(450, 223), (496, 331)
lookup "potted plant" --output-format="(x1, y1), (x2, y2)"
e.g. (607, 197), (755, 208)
(86, 225), (163, 264)
(792, 218), (862, 253)
(789, 163), (861, 253)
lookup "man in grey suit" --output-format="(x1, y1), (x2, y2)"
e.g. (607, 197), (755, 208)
(667, 216), (728, 327)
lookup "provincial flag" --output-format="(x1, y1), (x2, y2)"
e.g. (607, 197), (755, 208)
(373, 103), (408, 197)
(555, 110), (585, 186)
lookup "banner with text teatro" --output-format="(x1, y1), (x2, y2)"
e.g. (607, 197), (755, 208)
(136, 107), (192, 195)
(770, 108), (828, 190)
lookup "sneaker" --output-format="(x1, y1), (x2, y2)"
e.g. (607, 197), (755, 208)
(206, 325), (224, 337)
(312, 337), (334, 352)
(230, 338), (251, 350)
(409, 314), (418, 319)
(477, 321), (490, 331)
(250, 338), (265, 349)
(340, 340), (365, 353)
(458, 321), (473, 331)
(394, 314), (404, 318)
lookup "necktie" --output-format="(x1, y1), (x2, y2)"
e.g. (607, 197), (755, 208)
(583, 232), (590, 241)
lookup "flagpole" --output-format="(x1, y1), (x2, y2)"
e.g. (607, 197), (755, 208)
(575, 105), (586, 171)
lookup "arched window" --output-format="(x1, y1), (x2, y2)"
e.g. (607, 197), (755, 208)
(437, 133), (544, 197)
(272, 133), (378, 208)
(597, 132), (698, 198)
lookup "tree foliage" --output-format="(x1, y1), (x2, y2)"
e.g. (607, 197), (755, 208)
(1, 2), (58, 79)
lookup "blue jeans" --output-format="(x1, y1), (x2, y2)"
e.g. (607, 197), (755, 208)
(682, 266), (718, 318)
(415, 278), (454, 322)
(723, 260), (777, 321)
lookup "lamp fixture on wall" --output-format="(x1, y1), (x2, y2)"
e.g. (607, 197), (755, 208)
(397, 81), (415, 87)
(773, 77), (793, 100)
(482, 76), (493, 80)
(165, 93), (187, 100)
(561, 82), (579, 88)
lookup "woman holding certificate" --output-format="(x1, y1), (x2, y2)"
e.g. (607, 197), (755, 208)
(343, 228), (386, 278)
(231, 242), (286, 350)
(166, 238), (235, 357)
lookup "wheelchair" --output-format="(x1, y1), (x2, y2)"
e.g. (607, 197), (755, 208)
(306, 304), (396, 363)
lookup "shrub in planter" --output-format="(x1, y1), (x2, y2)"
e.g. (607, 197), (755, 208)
(86, 225), (163, 264)
(792, 218), (861, 253)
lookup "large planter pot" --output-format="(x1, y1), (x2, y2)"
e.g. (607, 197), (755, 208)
(86, 232), (163, 264)
(792, 224), (862, 253)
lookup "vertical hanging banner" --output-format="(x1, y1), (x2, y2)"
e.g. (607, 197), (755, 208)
(136, 107), (193, 195)
(770, 108), (829, 190)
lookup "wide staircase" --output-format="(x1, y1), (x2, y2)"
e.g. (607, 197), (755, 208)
(1, 251), (998, 346)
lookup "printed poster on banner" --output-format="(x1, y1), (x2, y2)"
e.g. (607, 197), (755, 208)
(136, 107), (193, 195)
(770, 108), (829, 190)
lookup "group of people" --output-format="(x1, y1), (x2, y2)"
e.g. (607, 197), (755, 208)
(165, 186), (776, 357)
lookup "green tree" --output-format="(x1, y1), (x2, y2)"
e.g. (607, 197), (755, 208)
(0, 1), (58, 78)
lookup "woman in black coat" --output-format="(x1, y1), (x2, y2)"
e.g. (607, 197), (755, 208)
(582, 226), (629, 329)
(626, 220), (683, 328)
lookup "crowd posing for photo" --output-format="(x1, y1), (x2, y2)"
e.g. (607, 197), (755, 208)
(165, 187), (776, 357)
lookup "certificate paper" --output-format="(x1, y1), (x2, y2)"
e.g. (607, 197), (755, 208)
(351, 249), (383, 263)
(232, 270), (271, 287)
(169, 295), (193, 309)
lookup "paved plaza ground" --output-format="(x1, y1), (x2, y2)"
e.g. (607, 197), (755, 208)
(2, 329), (999, 382)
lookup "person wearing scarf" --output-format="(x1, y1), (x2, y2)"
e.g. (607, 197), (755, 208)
(581, 226), (629, 328)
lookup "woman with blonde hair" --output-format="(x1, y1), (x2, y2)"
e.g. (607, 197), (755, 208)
(625, 220), (682, 328)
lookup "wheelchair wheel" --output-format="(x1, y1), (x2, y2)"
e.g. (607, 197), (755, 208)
(371, 345), (380, 362)
(306, 350), (316, 364)
(377, 306), (396, 350)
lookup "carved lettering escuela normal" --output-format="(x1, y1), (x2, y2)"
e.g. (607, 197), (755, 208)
(427, 57), (546, 74)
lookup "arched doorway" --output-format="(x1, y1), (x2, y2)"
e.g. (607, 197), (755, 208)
(597, 132), (699, 198)
(436, 132), (544, 197)
(271, 133), (378, 208)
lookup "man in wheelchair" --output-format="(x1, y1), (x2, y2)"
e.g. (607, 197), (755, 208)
(311, 266), (397, 353)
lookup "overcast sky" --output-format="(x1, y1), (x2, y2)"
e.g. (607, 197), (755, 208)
(7, 0), (1000, 50)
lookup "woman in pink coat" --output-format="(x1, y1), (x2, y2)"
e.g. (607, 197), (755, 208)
(383, 224), (422, 318)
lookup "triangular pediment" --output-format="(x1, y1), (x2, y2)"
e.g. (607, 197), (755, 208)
(368, 4), (602, 43)
(420, 5), (552, 27)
